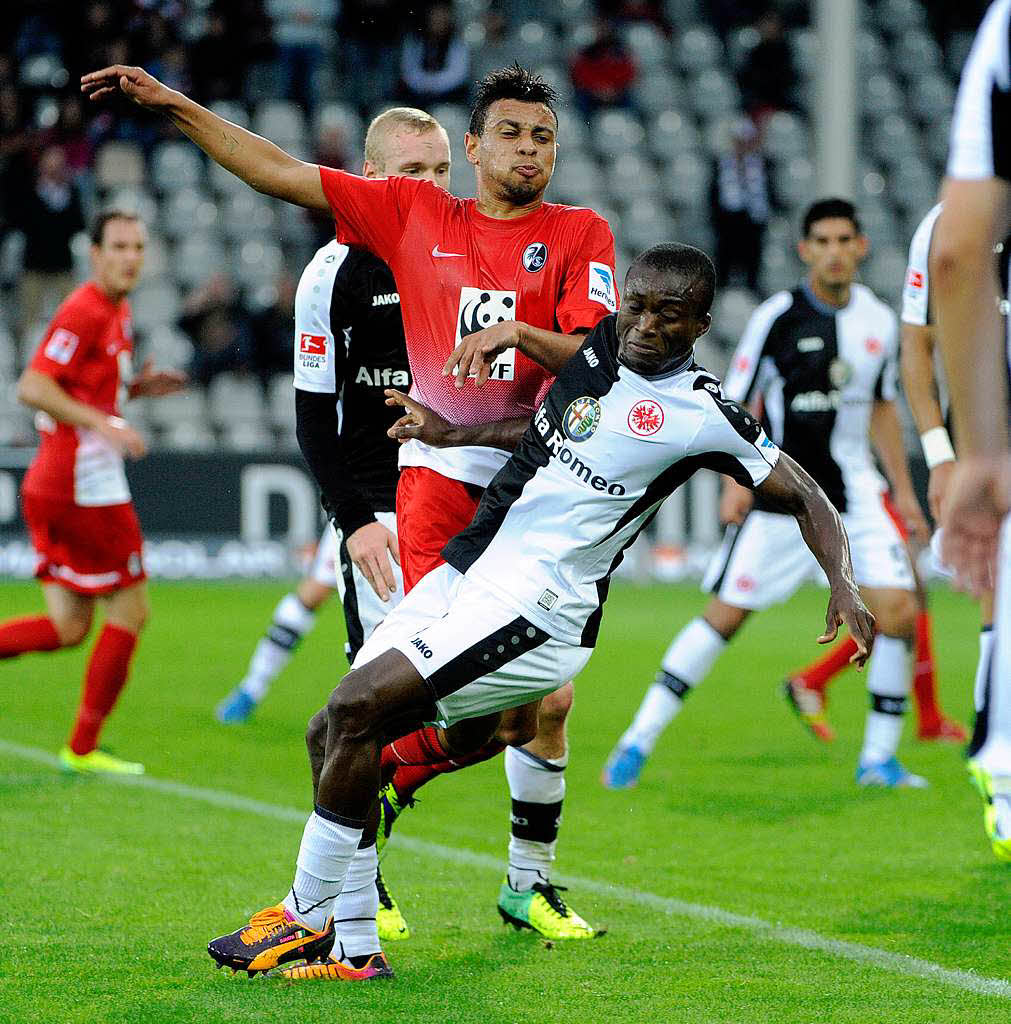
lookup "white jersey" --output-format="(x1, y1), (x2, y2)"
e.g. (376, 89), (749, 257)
(721, 282), (898, 513)
(948, 0), (1011, 183)
(901, 203), (943, 327)
(443, 316), (779, 646)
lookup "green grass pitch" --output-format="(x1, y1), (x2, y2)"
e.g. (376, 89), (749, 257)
(0, 579), (1006, 1024)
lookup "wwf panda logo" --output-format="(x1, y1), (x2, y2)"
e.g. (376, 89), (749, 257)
(522, 243), (548, 273)
(457, 289), (517, 340)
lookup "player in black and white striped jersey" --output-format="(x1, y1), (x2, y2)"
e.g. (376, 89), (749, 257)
(206, 244), (875, 978)
(932, 0), (1011, 861)
(604, 200), (930, 791)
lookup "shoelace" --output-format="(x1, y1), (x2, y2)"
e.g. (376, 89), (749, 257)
(240, 906), (288, 942)
(375, 870), (395, 910)
(532, 882), (571, 918)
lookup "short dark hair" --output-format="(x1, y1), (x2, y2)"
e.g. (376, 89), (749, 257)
(802, 198), (861, 237)
(90, 209), (141, 246)
(628, 243), (716, 316)
(469, 64), (559, 137)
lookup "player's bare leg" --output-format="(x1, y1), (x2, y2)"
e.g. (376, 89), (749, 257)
(217, 577), (335, 724)
(603, 599), (749, 788)
(854, 585), (926, 787)
(0, 581), (93, 661)
(59, 581), (147, 776)
(209, 650), (433, 979)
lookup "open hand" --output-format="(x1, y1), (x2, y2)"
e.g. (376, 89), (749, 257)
(81, 65), (174, 110)
(442, 321), (522, 389)
(130, 359), (187, 398)
(385, 389), (457, 447)
(939, 455), (1011, 597)
(98, 415), (147, 459)
(346, 521), (400, 602)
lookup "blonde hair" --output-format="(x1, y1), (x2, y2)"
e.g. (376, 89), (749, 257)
(364, 107), (443, 171)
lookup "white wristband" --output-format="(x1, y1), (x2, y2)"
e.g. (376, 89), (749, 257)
(920, 427), (955, 469)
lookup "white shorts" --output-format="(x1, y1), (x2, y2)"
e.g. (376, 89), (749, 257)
(311, 514), (404, 661)
(352, 563), (592, 728)
(703, 495), (915, 610)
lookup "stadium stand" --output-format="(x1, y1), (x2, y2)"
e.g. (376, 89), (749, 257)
(0, 0), (986, 452)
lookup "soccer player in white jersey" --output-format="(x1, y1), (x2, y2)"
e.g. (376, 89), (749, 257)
(203, 243), (874, 979)
(901, 202), (992, 752)
(603, 199), (928, 790)
(932, 0), (1011, 861)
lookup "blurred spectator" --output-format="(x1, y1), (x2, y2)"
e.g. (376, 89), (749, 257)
(570, 19), (638, 116)
(35, 96), (96, 180)
(309, 125), (353, 248)
(337, 0), (403, 111)
(11, 146), (86, 338)
(250, 273), (297, 384)
(737, 10), (797, 119)
(596, 1), (669, 33)
(710, 117), (772, 293)
(705, 0), (769, 37)
(190, 9), (243, 102)
(180, 273), (253, 385)
(267, 0), (338, 110)
(399, 4), (470, 108)
(469, 12), (514, 85)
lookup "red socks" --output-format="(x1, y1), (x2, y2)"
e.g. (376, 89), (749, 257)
(791, 634), (859, 694)
(0, 616), (61, 659)
(912, 610), (942, 730)
(68, 624), (137, 755)
(382, 726), (506, 802)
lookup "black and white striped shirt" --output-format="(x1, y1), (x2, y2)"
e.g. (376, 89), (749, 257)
(443, 316), (779, 647)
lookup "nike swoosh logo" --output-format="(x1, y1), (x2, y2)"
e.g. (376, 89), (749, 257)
(432, 245), (465, 258)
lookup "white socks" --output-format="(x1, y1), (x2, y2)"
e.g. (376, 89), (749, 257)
(860, 635), (911, 765)
(620, 618), (726, 754)
(240, 594), (316, 701)
(505, 745), (566, 892)
(974, 627), (994, 713)
(330, 844), (380, 962)
(283, 809), (363, 932)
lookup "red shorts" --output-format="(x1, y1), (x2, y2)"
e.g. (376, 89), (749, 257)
(22, 493), (147, 595)
(396, 467), (483, 593)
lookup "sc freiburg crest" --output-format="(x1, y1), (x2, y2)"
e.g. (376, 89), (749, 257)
(523, 243), (548, 273)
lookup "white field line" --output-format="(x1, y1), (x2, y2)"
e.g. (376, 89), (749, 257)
(2, 737), (1008, 1000)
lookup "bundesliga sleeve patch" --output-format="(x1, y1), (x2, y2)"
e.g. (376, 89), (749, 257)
(43, 327), (80, 365)
(297, 332), (328, 372)
(588, 262), (617, 312)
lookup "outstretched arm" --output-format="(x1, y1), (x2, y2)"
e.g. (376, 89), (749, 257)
(81, 65), (328, 211)
(755, 452), (875, 665)
(385, 389), (528, 450)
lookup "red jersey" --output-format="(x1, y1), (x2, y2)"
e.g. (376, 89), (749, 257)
(319, 168), (617, 486)
(22, 281), (134, 506)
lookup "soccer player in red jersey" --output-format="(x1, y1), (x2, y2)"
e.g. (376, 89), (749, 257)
(1, 210), (185, 774)
(82, 62), (615, 941)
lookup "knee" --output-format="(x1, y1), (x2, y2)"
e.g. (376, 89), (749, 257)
(538, 683), (574, 728)
(497, 717), (538, 747)
(324, 673), (381, 741)
(873, 590), (918, 639)
(55, 612), (92, 648)
(306, 707), (327, 754)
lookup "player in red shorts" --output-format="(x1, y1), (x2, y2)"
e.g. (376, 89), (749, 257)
(82, 62), (615, 941)
(1, 210), (185, 775)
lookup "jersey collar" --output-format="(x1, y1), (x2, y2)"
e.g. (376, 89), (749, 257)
(801, 279), (853, 316)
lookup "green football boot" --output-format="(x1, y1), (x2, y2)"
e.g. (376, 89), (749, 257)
(967, 758), (1011, 863)
(497, 878), (601, 939)
(376, 784), (412, 854)
(375, 863), (410, 941)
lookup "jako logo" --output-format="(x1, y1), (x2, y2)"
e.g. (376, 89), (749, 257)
(411, 637), (433, 659)
(372, 292), (400, 306)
